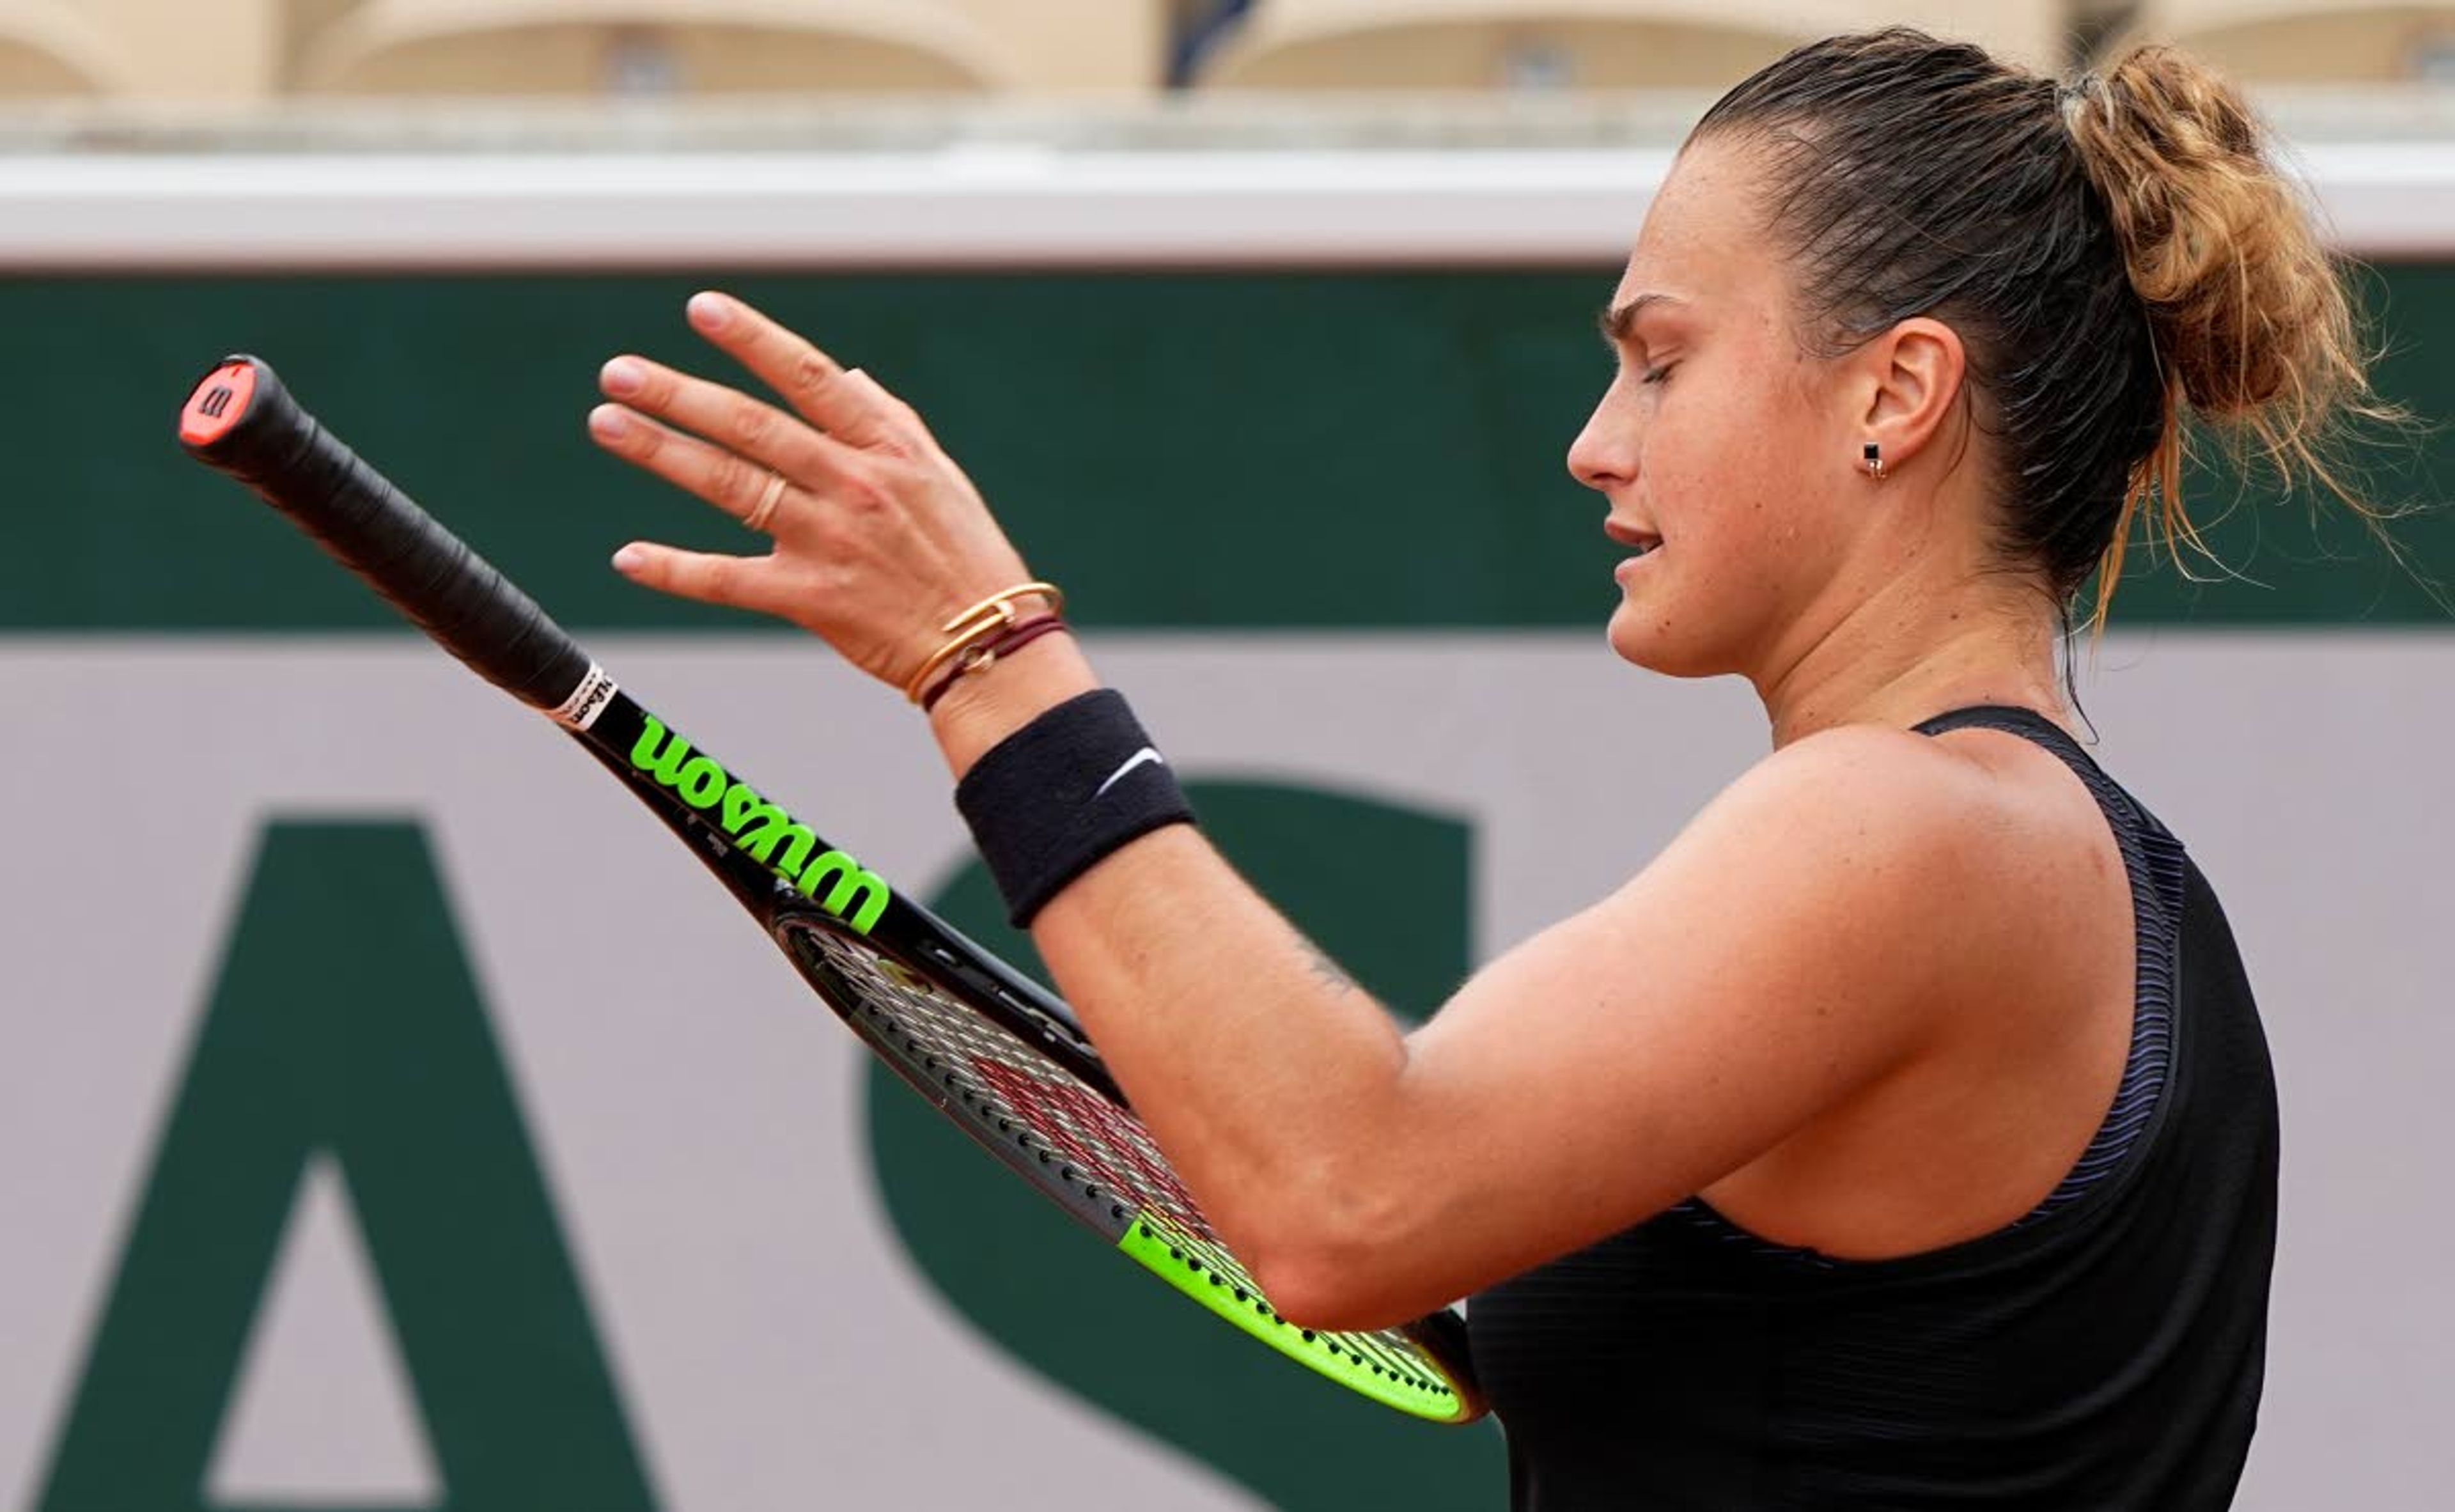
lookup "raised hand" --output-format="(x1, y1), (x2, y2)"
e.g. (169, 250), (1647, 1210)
(589, 290), (1050, 691)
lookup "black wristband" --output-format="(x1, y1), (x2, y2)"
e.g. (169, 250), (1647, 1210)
(954, 689), (1196, 927)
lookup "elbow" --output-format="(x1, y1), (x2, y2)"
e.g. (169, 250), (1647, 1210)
(1251, 1251), (1412, 1334)
(1239, 1183), (1433, 1334)
(1213, 1069), (1440, 1333)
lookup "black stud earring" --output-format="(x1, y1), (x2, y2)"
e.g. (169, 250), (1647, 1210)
(1862, 441), (1887, 481)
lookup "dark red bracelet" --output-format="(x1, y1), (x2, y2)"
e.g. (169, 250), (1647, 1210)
(919, 613), (1072, 712)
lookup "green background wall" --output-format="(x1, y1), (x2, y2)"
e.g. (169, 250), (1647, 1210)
(10, 267), (2449, 632)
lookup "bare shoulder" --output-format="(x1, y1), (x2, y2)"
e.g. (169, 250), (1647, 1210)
(1383, 717), (2124, 1295)
(1624, 719), (2135, 1257)
(1633, 719), (2108, 1009)
(1676, 722), (2016, 884)
(1733, 719), (1979, 799)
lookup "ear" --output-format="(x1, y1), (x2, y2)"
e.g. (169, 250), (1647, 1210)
(1855, 316), (1966, 472)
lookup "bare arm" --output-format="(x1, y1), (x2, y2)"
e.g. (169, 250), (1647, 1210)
(930, 637), (1999, 1329)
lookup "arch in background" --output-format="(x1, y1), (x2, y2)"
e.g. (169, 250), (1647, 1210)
(1194, 0), (2067, 91)
(0, 2), (135, 97)
(2127, 1), (2455, 82)
(297, 0), (1013, 95)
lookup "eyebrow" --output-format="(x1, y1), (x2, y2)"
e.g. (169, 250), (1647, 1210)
(1598, 292), (1689, 346)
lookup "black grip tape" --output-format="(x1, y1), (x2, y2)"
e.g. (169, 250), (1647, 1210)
(177, 354), (591, 711)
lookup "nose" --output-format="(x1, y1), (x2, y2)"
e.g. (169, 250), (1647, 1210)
(1566, 389), (1633, 494)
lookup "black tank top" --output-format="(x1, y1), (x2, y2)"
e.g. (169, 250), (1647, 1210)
(1465, 706), (2280, 1509)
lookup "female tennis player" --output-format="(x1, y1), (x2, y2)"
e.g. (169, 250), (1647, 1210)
(584, 28), (2376, 1507)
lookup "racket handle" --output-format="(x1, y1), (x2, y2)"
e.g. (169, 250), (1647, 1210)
(177, 354), (594, 713)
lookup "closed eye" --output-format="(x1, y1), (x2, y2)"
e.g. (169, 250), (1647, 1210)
(1641, 362), (1676, 386)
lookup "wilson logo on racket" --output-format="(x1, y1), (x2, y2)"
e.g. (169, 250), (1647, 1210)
(629, 715), (892, 933)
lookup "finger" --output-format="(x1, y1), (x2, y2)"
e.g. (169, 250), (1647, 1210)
(597, 354), (866, 492)
(609, 540), (786, 615)
(589, 402), (820, 534)
(685, 290), (905, 451)
(840, 368), (924, 434)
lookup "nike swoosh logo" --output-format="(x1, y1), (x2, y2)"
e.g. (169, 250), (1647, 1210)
(1094, 746), (1165, 798)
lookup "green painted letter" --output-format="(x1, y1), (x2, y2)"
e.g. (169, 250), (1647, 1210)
(35, 821), (660, 1512)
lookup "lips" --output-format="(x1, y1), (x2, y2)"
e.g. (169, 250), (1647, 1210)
(1604, 518), (1662, 556)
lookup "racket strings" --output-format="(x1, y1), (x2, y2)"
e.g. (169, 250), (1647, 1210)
(791, 926), (1458, 1398)
(973, 1067), (1446, 1392)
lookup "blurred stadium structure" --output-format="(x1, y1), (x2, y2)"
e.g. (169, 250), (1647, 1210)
(0, 0), (2452, 98)
(0, 2), (2449, 266)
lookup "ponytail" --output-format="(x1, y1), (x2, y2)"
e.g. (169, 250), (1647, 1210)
(2065, 44), (2401, 626)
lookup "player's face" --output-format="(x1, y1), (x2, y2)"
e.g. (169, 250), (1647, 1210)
(1569, 137), (1869, 682)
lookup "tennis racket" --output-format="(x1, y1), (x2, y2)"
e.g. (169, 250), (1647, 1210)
(176, 354), (1483, 1425)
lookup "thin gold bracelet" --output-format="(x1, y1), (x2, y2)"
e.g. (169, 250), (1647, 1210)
(940, 581), (1065, 637)
(903, 581), (1066, 704)
(918, 614), (1071, 713)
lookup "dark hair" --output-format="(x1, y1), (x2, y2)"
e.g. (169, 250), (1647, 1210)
(1692, 28), (2389, 629)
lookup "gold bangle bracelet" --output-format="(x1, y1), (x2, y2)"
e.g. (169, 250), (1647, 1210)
(940, 581), (1065, 636)
(916, 613), (1070, 713)
(903, 627), (1000, 704)
(905, 581), (1066, 703)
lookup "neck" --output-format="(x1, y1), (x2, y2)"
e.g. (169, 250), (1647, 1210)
(1753, 565), (2067, 749)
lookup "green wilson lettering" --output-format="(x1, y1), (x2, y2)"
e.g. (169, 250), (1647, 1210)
(628, 715), (891, 933)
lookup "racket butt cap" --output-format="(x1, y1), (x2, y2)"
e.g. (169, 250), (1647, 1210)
(177, 356), (263, 450)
